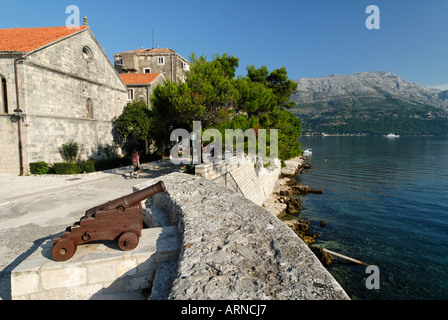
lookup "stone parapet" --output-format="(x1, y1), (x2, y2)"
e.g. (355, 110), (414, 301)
(195, 155), (282, 206)
(135, 173), (350, 300)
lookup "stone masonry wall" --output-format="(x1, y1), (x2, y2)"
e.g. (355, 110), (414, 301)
(135, 173), (350, 300)
(0, 57), (23, 174)
(195, 155), (282, 206)
(0, 115), (20, 174)
(0, 28), (128, 173)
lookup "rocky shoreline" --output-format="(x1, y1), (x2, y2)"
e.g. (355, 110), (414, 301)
(263, 156), (335, 267)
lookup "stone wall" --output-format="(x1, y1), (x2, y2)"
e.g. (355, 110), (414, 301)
(135, 173), (350, 300)
(0, 115), (20, 174)
(0, 56), (22, 174)
(23, 29), (127, 164)
(117, 53), (188, 83)
(194, 155), (282, 206)
(127, 74), (165, 108)
(0, 28), (128, 173)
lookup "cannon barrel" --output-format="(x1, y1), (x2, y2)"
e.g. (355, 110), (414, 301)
(85, 181), (166, 217)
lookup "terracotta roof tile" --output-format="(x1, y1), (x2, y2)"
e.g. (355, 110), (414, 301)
(120, 73), (162, 85)
(0, 26), (88, 53)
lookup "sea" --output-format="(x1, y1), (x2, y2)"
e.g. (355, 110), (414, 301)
(297, 135), (448, 300)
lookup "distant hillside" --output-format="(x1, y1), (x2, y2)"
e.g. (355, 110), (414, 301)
(290, 71), (448, 135)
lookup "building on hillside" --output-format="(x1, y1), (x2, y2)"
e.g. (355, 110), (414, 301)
(120, 72), (165, 108)
(0, 23), (128, 174)
(113, 48), (190, 83)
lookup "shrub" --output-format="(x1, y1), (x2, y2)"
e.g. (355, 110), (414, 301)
(53, 162), (81, 175)
(77, 160), (96, 173)
(30, 161), (50, 175)
(93, 157), (132, 172)
(103, 144), (119, 159)
(60, 141), (80, 163)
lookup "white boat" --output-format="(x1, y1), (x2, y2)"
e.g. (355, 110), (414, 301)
(303, 149), (313, 156)
(385, 133), (400, 138)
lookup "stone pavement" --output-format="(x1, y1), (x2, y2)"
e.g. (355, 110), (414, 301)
(0, 160), (181, 300)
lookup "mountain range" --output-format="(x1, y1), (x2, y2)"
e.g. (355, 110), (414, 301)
(290, 71), (448, 135)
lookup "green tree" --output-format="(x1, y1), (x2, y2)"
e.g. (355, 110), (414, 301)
(150, 54), (302, 160)
(113, 100), (152, 140)
(247, 65), (298, 108)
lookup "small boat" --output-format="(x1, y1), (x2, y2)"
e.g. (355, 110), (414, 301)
(385, 133), (400, 138)
(303, 149), (313, 156)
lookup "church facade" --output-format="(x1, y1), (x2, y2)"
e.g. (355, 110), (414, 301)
(0, 25), (128, 174)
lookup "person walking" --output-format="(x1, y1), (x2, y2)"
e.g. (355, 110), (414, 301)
(130, 150), (142, 179)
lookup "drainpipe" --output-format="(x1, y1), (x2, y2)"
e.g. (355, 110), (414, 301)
(14, 56), (25, 175)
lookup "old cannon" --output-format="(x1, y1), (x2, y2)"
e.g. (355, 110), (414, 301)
(51, 181), (166, 262)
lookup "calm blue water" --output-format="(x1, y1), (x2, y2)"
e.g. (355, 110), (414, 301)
(297, 136), (448, 300)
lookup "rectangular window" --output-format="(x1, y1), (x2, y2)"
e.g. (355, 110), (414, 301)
(183, 62), (190, 71)
(127, 89), (134, 100)
(158, 57), (164, 65)
(144, 68), (151, 74)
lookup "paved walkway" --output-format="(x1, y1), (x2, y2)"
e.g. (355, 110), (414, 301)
(0, 160), (182, 300)
(0, 160), (181, 205)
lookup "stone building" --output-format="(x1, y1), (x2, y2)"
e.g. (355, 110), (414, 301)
(0, 25), (128, 175)
(113, 48), (190, 83)
(119, 72), (165, 108)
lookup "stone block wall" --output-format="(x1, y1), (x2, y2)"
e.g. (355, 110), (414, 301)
(0, 115), (20, 174)
(0, 57), (22, 174)
(0, 28), (128, 173)
(195, 155), (282, 206)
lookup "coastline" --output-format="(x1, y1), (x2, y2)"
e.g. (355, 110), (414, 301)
(263, 156), (335, 267)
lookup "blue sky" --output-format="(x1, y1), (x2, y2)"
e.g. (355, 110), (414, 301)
(1, 0), (447, 89)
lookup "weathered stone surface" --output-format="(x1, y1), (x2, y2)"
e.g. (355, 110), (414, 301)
(263, 202), (287, 219)
(135, 173), (350, 300)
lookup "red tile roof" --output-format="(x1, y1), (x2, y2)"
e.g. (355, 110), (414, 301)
(120, 73), (162, 85)
(0, 26), (88, 53)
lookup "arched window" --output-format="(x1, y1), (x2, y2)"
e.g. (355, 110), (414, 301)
(86, 98), (93, 119)
(1, 76), (8, 114)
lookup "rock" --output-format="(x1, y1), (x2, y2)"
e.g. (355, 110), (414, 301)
(279, 187), (293, 196)
(291, 185), (310, 194)
(320, 221), (327, 228)
(303, 162), (312, 169)
(283, 219), (310, 234)
(283, 219), (321, 246)
(263, 202), (287, 219)
(311, 247), (335, 267)
(283, 197), (302, 215)
(281, 157), (305, 177)
(281, 167), (298, 177)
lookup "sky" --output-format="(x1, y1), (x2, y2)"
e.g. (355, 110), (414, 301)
(1, 0), (447, 89)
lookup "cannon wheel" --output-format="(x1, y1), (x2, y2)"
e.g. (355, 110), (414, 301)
(118, 232), (139, 251)
(52, 239), (77, 262)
